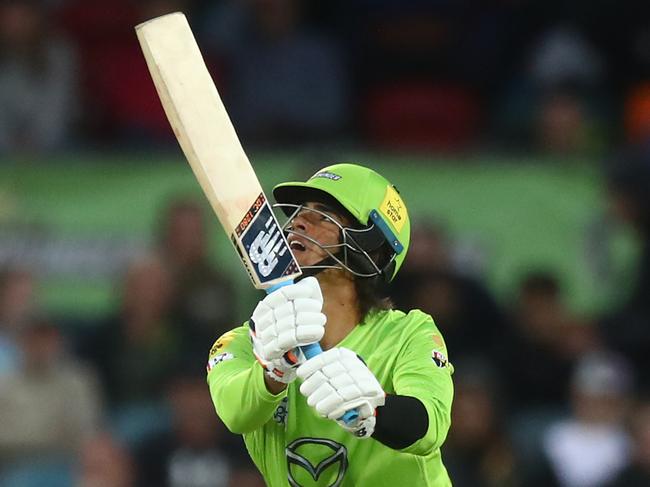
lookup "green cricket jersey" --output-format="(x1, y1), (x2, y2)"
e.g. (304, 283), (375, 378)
(206, 308), (454, 486)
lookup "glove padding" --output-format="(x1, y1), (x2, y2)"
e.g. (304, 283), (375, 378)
(250, 276), (326, 383)
(297, 347), (385, 438)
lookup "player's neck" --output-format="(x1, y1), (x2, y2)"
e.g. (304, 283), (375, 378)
(317, 270), (360, 350)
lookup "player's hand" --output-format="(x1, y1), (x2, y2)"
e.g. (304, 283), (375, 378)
(297, 347), (385, 438)
(249, 276), (326, 383)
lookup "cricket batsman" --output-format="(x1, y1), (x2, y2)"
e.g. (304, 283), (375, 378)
(206, 163), (454, 486)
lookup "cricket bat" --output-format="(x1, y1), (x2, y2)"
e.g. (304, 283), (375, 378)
(135, 12), (300, 290)
(136, 12), (357, 423)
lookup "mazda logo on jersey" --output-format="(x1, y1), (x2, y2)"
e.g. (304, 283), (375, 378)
(286, 438), (348, 487)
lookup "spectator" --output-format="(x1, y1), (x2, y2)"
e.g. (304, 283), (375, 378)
(624, 83), (650, 144)
(529, 25), (604, 90)
(0, 267), (35, 375)
(0, 314), (102, 465)
(600, 149), (650, 393)
(498, 271), (599, 414)
(534, 352), (634, 487)
(494, 23), (610, 153)
(443, 359), (519, 487)
(157, 198), (236, 353)
(535, 86), (601, 155)
(56, 0), (192, 147)
(0, 0), (78, 153)
(200, 0), (348, 146)
(606, 399), (650, 487)
(79, 253), (182, 407)
(76, 432), (135, 487)
(135, 368), (264, 487)
(0, 267), (34, 330)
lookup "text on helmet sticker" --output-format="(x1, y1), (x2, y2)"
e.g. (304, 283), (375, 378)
(311, 171), (342, 181)
(379, 185), (406, 233)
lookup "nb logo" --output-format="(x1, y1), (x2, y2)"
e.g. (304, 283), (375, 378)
(249, 215), (288, 277)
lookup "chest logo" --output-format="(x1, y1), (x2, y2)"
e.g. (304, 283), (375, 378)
(274, 397), (289, 426)
(286, 438), (348, 487)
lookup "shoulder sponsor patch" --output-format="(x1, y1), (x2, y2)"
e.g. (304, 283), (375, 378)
(206, 352), (234, 372)
(431, 349), (448, 368)
(209, 331), (237, 357)
(379, 185), (406, 233)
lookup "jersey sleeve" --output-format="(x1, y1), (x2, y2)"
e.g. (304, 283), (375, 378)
(391, 310), (454, 456)
(206, 324), (287, 434)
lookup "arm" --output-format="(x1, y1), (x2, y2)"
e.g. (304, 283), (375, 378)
(388, 313), (454, 455)
(296, 312), (453, 453)
(207, 277), (326, 433)
(206, 326), (287, 434)
(372, 394), (429, 450)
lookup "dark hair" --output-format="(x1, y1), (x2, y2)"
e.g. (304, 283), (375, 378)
(519, 273), (561, 302)
(355, 275), (393, 320)
(354, 243), (395, 319)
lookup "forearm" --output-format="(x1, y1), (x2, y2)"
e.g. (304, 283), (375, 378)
(373, 394), (429, 450)
(264, 373), (288, 395)
(208, 361), (286, 434)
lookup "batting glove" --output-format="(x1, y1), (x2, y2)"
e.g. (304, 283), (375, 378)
(297, 347), (385, 438)
(249, 276), (326, 383)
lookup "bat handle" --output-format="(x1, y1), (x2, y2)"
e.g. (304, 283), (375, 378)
(266, 281), (360, 426)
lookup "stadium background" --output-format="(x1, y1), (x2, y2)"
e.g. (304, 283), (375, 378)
(1, 1), (649, 486)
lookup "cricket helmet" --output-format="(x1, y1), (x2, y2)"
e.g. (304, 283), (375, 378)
(273, 163), (410, 281)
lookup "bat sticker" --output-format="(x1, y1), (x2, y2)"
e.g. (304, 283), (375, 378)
(234, 193), (299, 284)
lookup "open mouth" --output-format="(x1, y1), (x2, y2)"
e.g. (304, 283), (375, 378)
(288, 237), (307, 252)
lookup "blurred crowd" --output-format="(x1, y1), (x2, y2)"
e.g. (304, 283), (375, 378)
(4, 0), (650, 154)
(0, 198), (266, 486)
(391, 153), (650, 487)
(0, 151), (649, 487)
(2, 0), (650, 486)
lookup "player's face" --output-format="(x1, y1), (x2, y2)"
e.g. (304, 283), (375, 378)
(286, 202), (350, 267)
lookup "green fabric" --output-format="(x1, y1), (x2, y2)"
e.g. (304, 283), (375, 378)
(273, 163), (411, 280)
(207, 309), (454, 486)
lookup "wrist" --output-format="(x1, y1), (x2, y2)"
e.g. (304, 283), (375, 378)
(263, 370), (288, 395)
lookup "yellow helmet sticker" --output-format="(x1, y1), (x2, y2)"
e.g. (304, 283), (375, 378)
(379, 185), (407, 233)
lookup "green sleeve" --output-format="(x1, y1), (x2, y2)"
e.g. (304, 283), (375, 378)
(206, 324), (287, 434)
(391, 311), (454, 456)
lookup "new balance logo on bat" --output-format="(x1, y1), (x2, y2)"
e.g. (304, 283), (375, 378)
(249, 214), (288, 277)
(237, 194), (298, 285)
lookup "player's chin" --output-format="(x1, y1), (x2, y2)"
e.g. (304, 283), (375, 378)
(295, 251), (326, 268)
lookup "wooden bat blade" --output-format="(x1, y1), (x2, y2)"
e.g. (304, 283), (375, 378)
(136, 12), (300, 289)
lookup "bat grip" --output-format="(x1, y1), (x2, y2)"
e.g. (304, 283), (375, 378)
(266, 281), (360, 426)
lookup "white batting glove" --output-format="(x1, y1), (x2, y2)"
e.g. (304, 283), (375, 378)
(249, 276), (326, 384)
(297, 348), (385, 438)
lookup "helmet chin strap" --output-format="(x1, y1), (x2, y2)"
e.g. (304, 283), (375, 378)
(296, 250), (394, 283)
(295, 255), (346, 281)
